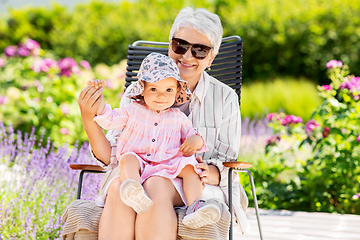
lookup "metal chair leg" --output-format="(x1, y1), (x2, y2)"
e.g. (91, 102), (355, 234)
(76, 170), (106, 199)
(228, 168), (234, 240)
(238, 169), (263, 240)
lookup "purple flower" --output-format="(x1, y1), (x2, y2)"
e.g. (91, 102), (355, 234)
(356, 135), (360, 142)
(339, 76), (360, 100)
(17, 46), (30, 57)
(23, 39), (40, 51)
(32, 58), (57, 73)
(58, 58), (80, 77)
(326, 60), (343, 69)
(4, 45), (17, 57)
(305, 119), (319, 136)
(266, 135), (281, 146)
(322, 85), (331, 91)
(0, 57), (5, 67)
(80, 60), (91, 69)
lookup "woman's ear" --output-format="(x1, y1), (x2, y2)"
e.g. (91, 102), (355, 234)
(207, 53), (217, 68)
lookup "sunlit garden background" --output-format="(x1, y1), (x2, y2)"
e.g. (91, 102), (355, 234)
(1, 0), (360, 238)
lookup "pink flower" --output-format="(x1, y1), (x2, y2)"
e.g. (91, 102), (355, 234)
(58, 58), (80, 77)
(356, 135), (360, 142)
(23, 39), (40, 51)
(4, 45), (17, 57)
(60, 127), (69, 135)
(266, 113), (275, 121)
(353, 193), (360, 200)
(0, 57), (5, 67)
(0, 95), (10, 105)
(105, 79), (114, 89)
(281, 115), (303, 125)
(326, 60), (343, 69)
(17, 46), (30, 57)
(32, 58), (57, 73)
(322, 85), (331, 91)
(80, 60), (91, 69)
(305, 119), (319, 136)
(60, 103), (70, 115)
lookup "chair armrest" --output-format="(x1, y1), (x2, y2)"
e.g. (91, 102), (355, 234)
(69, 164), (105, 172)
(223, 161), (252, 169)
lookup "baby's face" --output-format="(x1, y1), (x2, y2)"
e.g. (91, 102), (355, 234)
(141, 77), (179, 112)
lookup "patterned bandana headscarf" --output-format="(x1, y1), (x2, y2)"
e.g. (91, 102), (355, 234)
(126, 52), (192, 105)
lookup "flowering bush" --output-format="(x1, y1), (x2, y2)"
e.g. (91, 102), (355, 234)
(0, 122), (103, 239)
(264, 60), (360, 213)
(0, 38), (125, 146)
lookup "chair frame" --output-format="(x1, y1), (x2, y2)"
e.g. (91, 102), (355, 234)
(70, 36), (263, 240)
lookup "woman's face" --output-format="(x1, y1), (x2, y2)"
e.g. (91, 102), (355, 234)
(168, 26), (215, 89)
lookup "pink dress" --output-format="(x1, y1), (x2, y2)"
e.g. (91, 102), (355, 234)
(94, 101), (208, 186)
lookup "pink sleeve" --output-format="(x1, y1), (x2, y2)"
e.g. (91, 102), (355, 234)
(181, 117), (209, 153)
(93, 104), (129, 130)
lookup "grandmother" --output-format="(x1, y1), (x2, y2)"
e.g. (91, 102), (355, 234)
(77, 7), (247, 240)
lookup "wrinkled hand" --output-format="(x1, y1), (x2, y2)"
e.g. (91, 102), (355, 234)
(78, 80), (105, 120)
(196, 156), (209, 186)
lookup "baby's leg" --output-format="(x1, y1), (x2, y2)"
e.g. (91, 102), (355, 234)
(178, 165), (221, 229)
(177, 164), (203, 206)
(119, 154), (153, 214)
(119, 154), (141, 183)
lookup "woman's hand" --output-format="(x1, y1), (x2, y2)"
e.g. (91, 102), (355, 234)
(196, 156), (220, 186)
(77, 82), (112, 164)
(78, 83), (104, 120)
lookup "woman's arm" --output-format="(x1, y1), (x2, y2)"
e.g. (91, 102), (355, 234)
(78, 85), (112, 165)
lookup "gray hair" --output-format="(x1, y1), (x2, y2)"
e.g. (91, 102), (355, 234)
(169, 7), (223, 55)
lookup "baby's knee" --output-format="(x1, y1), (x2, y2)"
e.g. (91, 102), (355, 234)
(119, 154), (139, 169)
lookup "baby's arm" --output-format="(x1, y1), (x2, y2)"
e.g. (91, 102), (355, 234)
(179, 135), (204, 157)
(87, 79), (106, 115)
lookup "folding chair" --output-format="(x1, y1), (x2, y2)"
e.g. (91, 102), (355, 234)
(70, 36), (263, 240)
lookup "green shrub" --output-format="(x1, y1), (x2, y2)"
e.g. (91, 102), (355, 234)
(0, 38), (125, 146)
(1, 0), (360, 84)
(219, 0), (360, 84)
(260, 60), (360, 214)
(241, 77), (322, 122)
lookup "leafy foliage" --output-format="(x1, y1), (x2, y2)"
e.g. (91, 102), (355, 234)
(0, 38), (125, 146)
(259, 61), (360, 213)
(1, 0), (359, 84)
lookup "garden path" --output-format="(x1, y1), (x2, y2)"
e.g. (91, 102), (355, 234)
(234, 208), (360, 240)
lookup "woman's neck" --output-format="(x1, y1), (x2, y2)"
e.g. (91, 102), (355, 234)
(186, 73), (202, 93)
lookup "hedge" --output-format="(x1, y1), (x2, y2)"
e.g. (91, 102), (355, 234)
(1, 0), (359, 84)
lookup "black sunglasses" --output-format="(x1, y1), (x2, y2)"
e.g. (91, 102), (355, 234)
(171, 38), (212, 60)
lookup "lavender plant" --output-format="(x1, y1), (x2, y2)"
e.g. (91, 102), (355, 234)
(0, 122), (102, 239)
(264, 60), (360, 213)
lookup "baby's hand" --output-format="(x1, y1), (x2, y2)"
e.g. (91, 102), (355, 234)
(179, 135), (203, 157)
(87, 79), (105, 89)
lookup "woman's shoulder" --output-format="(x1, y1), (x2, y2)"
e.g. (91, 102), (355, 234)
(204, 72), (239, 101)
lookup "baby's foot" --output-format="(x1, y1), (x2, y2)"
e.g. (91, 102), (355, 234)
(120, 179), (153, 214)
(182, 199), (221, 229)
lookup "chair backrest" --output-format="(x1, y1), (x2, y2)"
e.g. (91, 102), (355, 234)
(125, 36), (243, 106)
